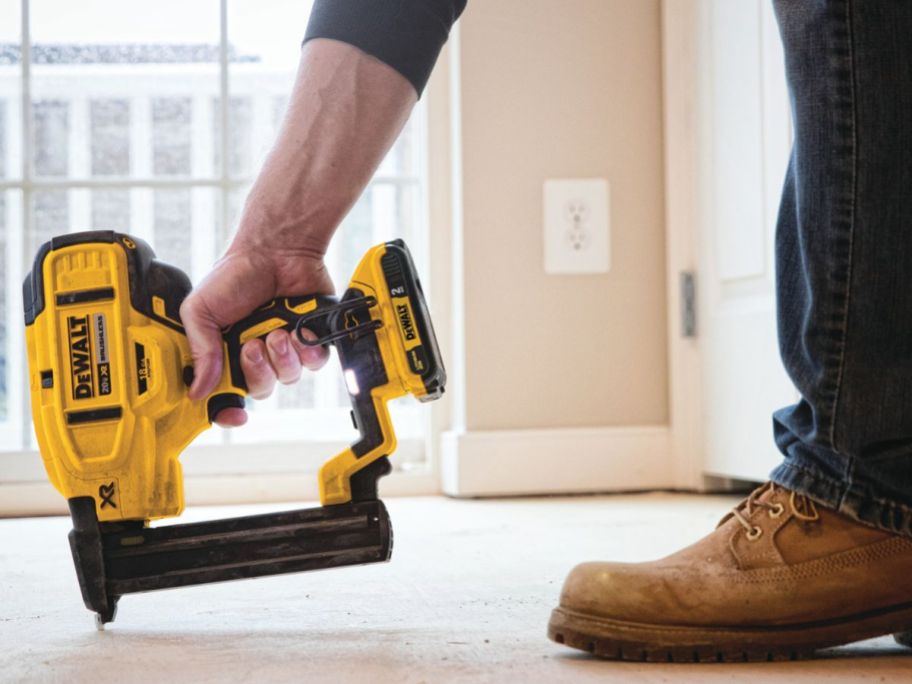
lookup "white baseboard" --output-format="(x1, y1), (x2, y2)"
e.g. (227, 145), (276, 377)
(440, 426), (673, 497)
(2, 427), (677, 514)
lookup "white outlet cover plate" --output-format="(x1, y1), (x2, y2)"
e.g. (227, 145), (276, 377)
(543, 178), (610, 274)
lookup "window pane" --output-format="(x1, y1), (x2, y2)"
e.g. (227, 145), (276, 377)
(331, 182), (423, 284)
(272, 96), (288, 130)
(91, 99), (130, 176)
(31, 190), (69, 258)
(153, 98), (192, 176)
(376, 113), (422, 178)
(25, 187), (216, 281)
(0, 2), (21, 181)
(33, 100), (69, 176)
(333, 192), (374, 286)
(31, 1), (220, 45)
(214, 97), (253, 177)
(153, 188), (192, 274)
(276, 377), (316, 409)
(31, 0), (220, 179)
(227, 0), (315, 178)
(92, 190), (131, 230)
(216, 185), (249, 255)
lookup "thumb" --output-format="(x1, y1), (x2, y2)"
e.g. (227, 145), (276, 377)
(179, 294), (226, 401)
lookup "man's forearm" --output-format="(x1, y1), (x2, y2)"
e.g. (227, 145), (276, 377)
(235, 38), (417, 257)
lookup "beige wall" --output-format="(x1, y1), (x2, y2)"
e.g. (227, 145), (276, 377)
(456, 0), (667, 431)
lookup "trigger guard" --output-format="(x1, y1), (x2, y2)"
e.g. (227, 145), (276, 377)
(206, 393), (246, 423)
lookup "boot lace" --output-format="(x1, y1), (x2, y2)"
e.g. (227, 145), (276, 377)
(728, 482), (819, 541)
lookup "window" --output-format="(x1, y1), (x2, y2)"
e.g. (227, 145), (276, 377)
(0, 0), (431, 488)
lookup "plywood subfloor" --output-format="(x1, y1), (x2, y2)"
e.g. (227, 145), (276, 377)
(1, 493), (909, 683)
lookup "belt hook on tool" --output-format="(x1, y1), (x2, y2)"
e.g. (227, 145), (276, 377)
(294, 295), (382, 347)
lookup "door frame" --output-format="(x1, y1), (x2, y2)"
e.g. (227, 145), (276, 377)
(661, 0), (707, 491)
(661, 0), (795, 489)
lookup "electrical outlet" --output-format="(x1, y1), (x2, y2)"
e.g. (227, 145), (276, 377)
(543, 178), (610, 274)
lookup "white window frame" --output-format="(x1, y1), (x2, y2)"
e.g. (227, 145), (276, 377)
(0, 0), (452, 514)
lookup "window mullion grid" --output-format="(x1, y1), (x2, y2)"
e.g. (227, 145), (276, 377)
(4, 1), (426, 456)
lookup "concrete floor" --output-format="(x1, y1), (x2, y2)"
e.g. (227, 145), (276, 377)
(1, 493), (910, 683)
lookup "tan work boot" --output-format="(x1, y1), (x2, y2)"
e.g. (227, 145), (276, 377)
(548, 483), (912, 662)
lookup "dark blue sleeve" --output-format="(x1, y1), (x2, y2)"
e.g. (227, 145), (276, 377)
(303, 0), (467, 97)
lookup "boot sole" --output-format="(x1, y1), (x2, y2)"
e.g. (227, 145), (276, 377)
(548, 604), (912, 662)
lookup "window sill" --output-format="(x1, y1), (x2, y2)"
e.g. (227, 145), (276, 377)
(0, 438), (436, 517)
(0, 466), (439, 518)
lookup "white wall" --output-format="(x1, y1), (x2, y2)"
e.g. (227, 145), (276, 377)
(456, 0), (668, 431)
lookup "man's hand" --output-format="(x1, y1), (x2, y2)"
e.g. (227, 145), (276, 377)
(179, 241), (333, 427)
(179, 39), (416, 427)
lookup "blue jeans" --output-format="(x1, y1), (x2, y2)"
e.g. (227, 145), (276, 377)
(771, 0), (912, 535)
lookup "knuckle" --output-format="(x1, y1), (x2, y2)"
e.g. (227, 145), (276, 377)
(243, 348), (265, 367)
(266, 331), (292, 355)
(179, 295), (200, 317)
(266, 350), (295, 373)
(244, 360), (277, 398)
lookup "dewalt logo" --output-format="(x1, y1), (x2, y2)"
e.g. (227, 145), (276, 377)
(67, 315), (94, 399)
(396, 303), (416, 342)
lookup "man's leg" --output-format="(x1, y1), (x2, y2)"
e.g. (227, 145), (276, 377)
(548, 0), (912, 660)
(771, 0), (912, 535)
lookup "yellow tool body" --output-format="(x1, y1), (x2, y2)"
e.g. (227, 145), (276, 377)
(23, 231), (445, 625)
(317, 242), (440, 505)
(24, 231), (445, 522)
(26, 237), (226, 521)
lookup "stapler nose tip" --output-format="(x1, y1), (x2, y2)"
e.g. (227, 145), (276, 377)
(93, 602), (117, 630)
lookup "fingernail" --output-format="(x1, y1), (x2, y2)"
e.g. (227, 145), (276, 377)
(246, 345), (263, 363)
(274, 335), (289, 354)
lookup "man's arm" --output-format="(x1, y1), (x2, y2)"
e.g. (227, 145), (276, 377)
(180, 2), (466, 426)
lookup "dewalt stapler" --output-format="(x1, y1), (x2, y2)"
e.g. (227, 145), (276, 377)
(23, 231), (445, 626)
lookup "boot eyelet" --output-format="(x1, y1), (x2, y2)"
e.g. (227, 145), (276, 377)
(768, 503), (785, 519)
(746, 526), (763, 541)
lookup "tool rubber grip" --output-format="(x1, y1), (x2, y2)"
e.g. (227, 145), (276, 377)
(222, 295), (337, 393)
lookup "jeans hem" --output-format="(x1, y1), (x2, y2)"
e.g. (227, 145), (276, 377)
(771, 461), (912, 538)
